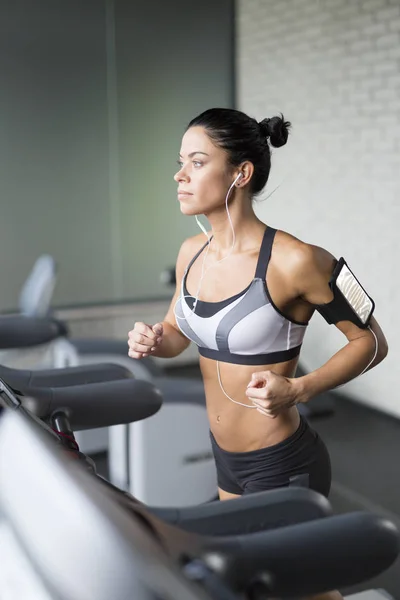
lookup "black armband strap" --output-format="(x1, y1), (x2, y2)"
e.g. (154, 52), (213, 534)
(315, 258), (375, 329)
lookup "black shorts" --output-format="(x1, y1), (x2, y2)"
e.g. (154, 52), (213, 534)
(210, 415), (331, 498)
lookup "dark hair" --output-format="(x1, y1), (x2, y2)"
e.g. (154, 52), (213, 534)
(186, 108), (291, 195)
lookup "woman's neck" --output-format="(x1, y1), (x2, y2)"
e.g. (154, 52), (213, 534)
(204, 199), (265, 253)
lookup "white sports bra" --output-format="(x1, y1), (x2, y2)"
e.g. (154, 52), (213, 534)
(175, 227), (308, 365)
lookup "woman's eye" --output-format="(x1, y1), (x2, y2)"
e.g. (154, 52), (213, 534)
(176, 159), (203, 169)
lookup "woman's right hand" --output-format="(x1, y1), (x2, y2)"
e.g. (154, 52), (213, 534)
(127, 322), (164, 359)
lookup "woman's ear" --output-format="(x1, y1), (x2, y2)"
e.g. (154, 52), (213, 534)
(236, 162), (254, 186)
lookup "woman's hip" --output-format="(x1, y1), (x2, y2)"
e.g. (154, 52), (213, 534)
(210, 416), (332, 498)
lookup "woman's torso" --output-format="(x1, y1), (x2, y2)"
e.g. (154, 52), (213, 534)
(178, 225), (315, 452)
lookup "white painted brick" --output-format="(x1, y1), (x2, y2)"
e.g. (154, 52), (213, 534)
(312, 11), (333, 26)
(327, 0), (348, 7)
(314, 36), (336, 50)
(302, 25), (325, 40)
(361, 101), (390, 115)
(338, 4), (362, 18)
(375, 32), (400, 48)
(388, 17), (400, 31)
(348, 65), (371, 79)
(363, 22), (388, 37)
(358, 48), (390, 66)
(350, 13), (375, 29)
(300, 2), (329, 18)
(387, 73), (400, 88)
(338, 28), (362, 43)
(374, 87), (399, 101)
(387, 44), (400, 58)
(362, 0), (387, 10)
(343, 54), (364, 69)
(350, 90), (372, 103)
(324, 45), (346, 58)
(373, 60), (399, 74)
(376, 4), (400, 20)
(371, 162), (396, 177)
(237, 0), (400, 418)
(387, 100), (400, 113)
(359, 76), (384, 90)
(268, 1), (294, 17)
(350, 39), (373, 54)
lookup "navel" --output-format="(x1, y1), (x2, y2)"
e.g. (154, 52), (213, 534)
(217, 415), (221, 423)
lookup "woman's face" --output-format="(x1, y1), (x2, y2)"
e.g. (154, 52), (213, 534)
(174, 126), (235, 216)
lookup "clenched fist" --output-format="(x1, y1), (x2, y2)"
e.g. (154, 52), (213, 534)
(127, 322), (164, 359)
(245, 370), (301, 418)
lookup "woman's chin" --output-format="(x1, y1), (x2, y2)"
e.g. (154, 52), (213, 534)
(179, 202), (201, 216)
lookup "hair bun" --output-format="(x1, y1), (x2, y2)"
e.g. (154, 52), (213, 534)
(258, 114), (291, 148)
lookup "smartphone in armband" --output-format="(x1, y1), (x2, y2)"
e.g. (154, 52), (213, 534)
(316, 258), (375, 329)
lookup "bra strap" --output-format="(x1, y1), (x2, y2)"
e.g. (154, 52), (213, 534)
(184, 236), (213, 275)
(255, 227), (277, 279)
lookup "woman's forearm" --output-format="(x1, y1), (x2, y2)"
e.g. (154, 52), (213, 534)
(294, 334), (385, 404)
(151, 321), (190, 359)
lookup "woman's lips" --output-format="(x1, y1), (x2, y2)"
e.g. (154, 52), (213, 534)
(178, 191), (193, 200)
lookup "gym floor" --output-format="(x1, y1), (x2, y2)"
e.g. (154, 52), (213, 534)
(91, 364), (400, 598)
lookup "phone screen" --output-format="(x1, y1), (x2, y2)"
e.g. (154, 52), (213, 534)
(336, 263), (374, 325)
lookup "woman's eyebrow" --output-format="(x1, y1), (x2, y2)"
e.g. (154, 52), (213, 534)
(179, 151), (210, 158)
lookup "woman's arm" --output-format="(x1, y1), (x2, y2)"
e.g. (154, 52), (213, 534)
(245, 243), (388, 415)
(151, 236), (200, 359)
(294, 315), (387, 404)
(292, 244), (388, 403)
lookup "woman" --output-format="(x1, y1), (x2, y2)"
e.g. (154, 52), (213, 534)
(127, 108), (387, 502)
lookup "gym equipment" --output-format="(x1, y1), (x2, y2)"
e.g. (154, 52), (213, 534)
(0, 360), (334, 532)
(1, 248), (336, 508)
(46, 337), (335, 506)
(0, 314), (330, 529)
(0, 382), (398, 600)
(0, 309), (334, 511)
(7, 259), (216, 505)
(18, 254), (57, 318)
(73, 337), (216, 505)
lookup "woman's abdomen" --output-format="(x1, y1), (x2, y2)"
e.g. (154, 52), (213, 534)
(200, 356), (300, 452)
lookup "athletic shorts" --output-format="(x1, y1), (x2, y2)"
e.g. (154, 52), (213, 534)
(210, 415), (331, 497)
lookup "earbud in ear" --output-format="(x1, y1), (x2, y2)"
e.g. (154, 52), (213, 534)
(234, 173), (244, 186)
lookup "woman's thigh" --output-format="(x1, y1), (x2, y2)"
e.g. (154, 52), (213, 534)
(242, 436), (331, 498)
(218, 487), (241, 501)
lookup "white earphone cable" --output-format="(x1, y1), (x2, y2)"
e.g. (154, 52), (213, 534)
(216, 360), (257, 409)
(174, 173), (240, 321)
(174, 173), (377, 409)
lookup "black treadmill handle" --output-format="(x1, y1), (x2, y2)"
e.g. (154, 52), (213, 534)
(0, 362), (133, 395)
(151, 487), (332, 535)
(24, 378), (163, 430)
(0, 314), (65, 349)
(210, 511), (399, 597)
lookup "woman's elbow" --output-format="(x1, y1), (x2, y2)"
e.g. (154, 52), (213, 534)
(374, 333), (388, 365)
(378, 338), (389, 362)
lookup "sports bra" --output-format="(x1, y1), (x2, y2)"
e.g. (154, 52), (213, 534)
(174, 227), (308, 365)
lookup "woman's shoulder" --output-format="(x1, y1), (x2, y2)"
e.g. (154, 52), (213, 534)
(175, 232), (210, 278)
(273, 228), (336, 280)
(179, 232), (210, 257)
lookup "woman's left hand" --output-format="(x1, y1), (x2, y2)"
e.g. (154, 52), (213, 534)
(245, 371), (300, 418)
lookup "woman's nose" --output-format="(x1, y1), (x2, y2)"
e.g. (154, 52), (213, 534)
(174, 167), (189, 183)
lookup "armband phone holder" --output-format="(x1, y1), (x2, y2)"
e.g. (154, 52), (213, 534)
(316, 258), (375, 329)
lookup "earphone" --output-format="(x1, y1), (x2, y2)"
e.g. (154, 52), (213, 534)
(174, 171), (244, 319)
(174, 169), (376, 410)
(173, 170), (259, 408)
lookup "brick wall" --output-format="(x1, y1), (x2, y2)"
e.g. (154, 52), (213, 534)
(237, 0), (400, 417)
